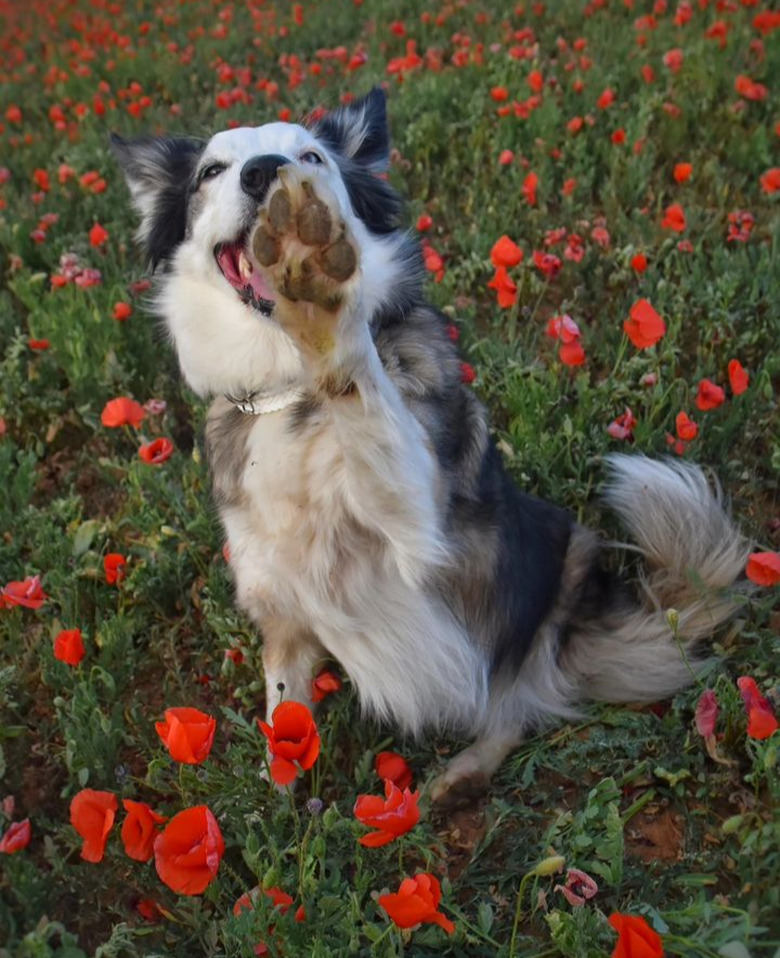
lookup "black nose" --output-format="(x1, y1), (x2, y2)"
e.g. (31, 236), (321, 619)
(240, 154), (289, 201)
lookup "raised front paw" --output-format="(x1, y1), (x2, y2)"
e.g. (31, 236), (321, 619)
(250, 166), (358, 315)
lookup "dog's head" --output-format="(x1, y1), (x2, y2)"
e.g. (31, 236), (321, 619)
(112, 89), (415, 397)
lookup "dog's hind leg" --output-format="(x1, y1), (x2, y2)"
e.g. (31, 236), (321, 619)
(429, 731), (524, 807)
(430, 623), (580, 806)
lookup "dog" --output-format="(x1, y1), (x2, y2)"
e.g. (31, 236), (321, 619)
(112, 88), (748, 803)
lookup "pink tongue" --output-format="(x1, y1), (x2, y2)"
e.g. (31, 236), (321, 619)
(217, 246), (242, 286)
(248, 269), (274, 302)
(217, 244), (275, 303)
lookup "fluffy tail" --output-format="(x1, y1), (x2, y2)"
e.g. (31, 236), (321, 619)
(561, 454), (750, 704)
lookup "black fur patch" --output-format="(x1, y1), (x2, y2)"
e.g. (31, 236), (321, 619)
(110, 133), (204, 269)
(489, 469), (574, 672)
(309, 87), (389, 169)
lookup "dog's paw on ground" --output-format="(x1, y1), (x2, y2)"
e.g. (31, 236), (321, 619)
(251, 166), (357, 314)
(428, 767), (491, 810)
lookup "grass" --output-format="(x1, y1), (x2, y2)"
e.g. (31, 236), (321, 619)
(0, 0), (778, 955)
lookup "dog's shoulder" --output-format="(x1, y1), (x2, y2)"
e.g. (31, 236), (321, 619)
(373, 304), (492, 494)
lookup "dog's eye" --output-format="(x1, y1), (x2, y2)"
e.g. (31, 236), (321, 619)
(200, 163), (226, 183)
(300, 151), (323, 165)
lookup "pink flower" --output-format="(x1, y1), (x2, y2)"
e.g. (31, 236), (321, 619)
(0, 819), (31, 854)
(607, 408), (637, 441)
(554, 868), (598, 906)
(695, 690), (718, 738)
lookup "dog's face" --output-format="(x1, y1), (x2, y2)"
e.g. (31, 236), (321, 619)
(112, 89), (405, 397)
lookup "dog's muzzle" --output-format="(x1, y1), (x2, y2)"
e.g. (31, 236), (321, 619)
(240, 154), (289, 203)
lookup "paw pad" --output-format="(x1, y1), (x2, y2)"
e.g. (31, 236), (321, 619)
(250, 171), (357, 312)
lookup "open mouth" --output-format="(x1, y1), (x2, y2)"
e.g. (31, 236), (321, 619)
(214, 235), (275, 316)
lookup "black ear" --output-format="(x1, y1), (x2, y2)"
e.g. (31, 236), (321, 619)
(308, 87), (390, 171)
(110, 133), (205, 269)
(308, 89), (401, 235)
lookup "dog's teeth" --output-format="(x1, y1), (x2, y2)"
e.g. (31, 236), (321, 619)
(238, 251), (253, 280)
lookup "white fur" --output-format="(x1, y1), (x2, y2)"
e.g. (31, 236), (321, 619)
(145, 119), (487, 736)
(156, 123), (407, 398)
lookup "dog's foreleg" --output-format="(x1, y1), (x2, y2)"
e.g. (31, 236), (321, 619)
(251, 167), (449, 587)
(260, 616), (327, 716)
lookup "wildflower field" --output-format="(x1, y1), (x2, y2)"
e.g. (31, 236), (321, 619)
(1, 0), (779, 955)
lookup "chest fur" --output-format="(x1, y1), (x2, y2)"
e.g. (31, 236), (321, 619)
(206, 398), (382, 614)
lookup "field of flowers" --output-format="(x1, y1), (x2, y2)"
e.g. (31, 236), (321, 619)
(0, 0), (778, 955)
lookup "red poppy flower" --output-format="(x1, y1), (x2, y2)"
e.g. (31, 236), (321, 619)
(661, 202), (686, 232)
(727, 210), (755, 244)
(695, 689), (718, 738)
(139, 437), (174, 465)
(487, 266), (518, 308)
(498, 149), (515, 165)
(559, 341), (586, 366)
(734, 74), (767, 101)
(546, 315), (581, 343)
(311, 668), (342, 703)
(33, 169), (50, 192)
(673, 162), (692, 183)
(608, 913), (663, 958)
(0, 575), (47, 610)
(760, 168), (780, 194)
(631, 252), (648, 272)
(663, 48), (684, 72)
(624, 299), (666, 348)
(156, 707), (216, 765)
(596, 87), (615, 109)
(258, 701), (320, 786)
(70, 789), (118, 863)
(378, 872), (455, 934)
(607, 407), (637, 441)
(113, 301), (133, 321)
(121, 800), (167, 861)
(104, 553), (126, 585)
(354, 779), (420, 847)
(89, 223), (109, 247)
(727, 359), (749, 396)
(562, 177), (577, 196)
(694, 378), (725, 411)
(532, 250), (562, 279)
(136, 899), (163, 922)
(0, 819), (31, 854)
(154, 805), (224, 895)
(746, 552), (780, 587)
(101, 397), (146, 428)
(375, 751), (413, 789)
(28, 339), (50, 350)
(737, 676), (779, 739)
(522, 171), (538, 206)
(490, 86), (509, 102)
(458, 360), (474, 387)
(490, 235), (524, 268)
(675, 411), (698, 440)
(54, 628), (85, 666)
(415, 214), (433, 232)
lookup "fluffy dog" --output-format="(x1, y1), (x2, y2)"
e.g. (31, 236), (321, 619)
(112, 88), (748, 802)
